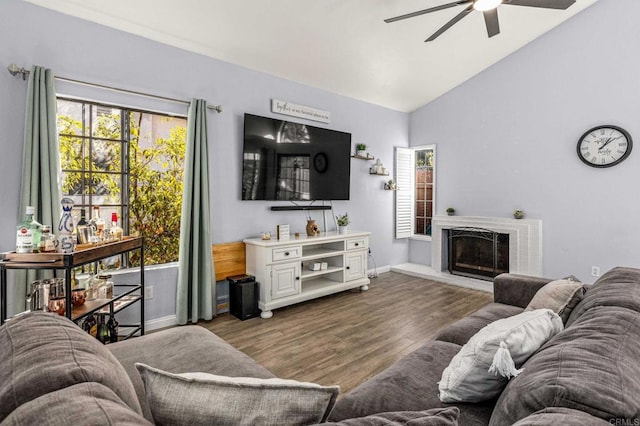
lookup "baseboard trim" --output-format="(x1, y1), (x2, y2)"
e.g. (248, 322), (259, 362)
(145, 315), (177, 332)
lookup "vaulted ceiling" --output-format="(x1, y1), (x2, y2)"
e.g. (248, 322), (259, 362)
(24, 0), (599, 112)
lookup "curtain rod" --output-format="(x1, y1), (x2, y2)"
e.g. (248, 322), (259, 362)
(7, 63), (223, 113)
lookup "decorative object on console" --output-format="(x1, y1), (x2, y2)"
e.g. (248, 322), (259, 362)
(277, 224), (290, 240)
(355, 143), (367, 157)
(306, 219), (320, 236)
(446, 207), (455, 216)
(513, 209), (525, 219)
(261, 232), (271, 240)
(576, 125), (632, 168)
(336, 213), (350, 234)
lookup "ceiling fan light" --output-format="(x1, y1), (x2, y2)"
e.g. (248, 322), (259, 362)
(473, 0), (502, 12)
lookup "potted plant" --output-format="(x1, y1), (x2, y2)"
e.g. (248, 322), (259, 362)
(446, 207), (455, 216)
(356, 143), (367, 157)
(513, 209), (525, 219)
(336, 213), (350, 234)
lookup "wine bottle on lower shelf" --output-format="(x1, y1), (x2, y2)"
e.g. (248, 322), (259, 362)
(107, 314), (119, 343)
(97, 314), (110, 344)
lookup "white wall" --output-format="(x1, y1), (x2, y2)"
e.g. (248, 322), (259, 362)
(0, 0), (409, 321)
(409, 0), (640, 281)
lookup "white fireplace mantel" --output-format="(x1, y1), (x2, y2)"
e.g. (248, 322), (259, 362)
(432, 216), (543, 277)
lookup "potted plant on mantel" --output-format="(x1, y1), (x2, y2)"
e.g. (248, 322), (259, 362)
(356, 143), (367, 157)
(336, 213), (350, 234)
(513, 209), (525, 219)
(446, 207), (455, 216)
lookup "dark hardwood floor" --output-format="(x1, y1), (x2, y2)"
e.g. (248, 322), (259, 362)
(200, 271), (493, 395)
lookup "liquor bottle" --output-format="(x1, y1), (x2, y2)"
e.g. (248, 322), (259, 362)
(75, 209), (90, 244)
(16, 206), (42, 253)
(39, 225), (57, 252)
(96, 274), (113, 299)
(97, 314), (110, 344)
(109, 212), (123, 241)
(83, 314), (97, 338)
(107, 315), (119, 343)
(89, 206), (105, 241)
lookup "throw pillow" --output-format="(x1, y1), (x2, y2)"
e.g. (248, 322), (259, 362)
(438, 309), (563, 403)
(323, 407), (460, 425)
(525, 278), (584, 323)
(135, 363), (339, 425)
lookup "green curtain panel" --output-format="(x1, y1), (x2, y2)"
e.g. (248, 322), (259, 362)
(176, 99), (215, 324)
(14, 66), (62, 314)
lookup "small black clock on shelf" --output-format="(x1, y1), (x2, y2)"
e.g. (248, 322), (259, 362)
(576, 125), (632, 168)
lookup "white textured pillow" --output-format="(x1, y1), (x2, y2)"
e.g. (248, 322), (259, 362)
(438, 309), (563, 403)
(135, 363), (339, 425)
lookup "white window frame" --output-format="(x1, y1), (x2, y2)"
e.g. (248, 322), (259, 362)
(394, 145), (436, 241)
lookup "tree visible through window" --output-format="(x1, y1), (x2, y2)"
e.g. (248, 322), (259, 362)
(57, 98), (187, 265)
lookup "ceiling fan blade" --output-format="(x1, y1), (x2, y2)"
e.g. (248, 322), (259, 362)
(505, 0), (576, 10)
(483, 9), (500, 38)
(385, 1), (470, 23)
(425, 4), (473, 42)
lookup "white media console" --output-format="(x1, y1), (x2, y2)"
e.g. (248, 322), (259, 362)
(244, 231), (371, 318)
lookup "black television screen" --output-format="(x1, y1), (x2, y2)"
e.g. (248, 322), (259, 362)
(242, 113), (351, 201)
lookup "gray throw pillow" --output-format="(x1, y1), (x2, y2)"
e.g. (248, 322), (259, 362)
(323, 407), (460, 425)
(135, 363), (339, 425)
(525, 278), (584, 323)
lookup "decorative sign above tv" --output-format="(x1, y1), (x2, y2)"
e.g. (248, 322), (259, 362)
(271, 99), (331, 124)
(242, 113), (351, 201)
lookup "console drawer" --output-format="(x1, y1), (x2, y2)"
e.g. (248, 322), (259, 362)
(272, 246), (301, 262)
(346, 238), (368, 251)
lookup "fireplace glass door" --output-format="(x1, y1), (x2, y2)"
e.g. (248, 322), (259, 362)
(448, 227), (509, 281)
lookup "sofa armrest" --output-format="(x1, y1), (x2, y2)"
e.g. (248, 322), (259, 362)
(493, 273), (555, 308)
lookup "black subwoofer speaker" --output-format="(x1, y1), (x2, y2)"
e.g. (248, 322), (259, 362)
(228, 274), (259, 320)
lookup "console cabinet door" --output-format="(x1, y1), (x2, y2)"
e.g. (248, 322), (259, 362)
(344, 251), (366, 282)
(270, 262), (301, 299)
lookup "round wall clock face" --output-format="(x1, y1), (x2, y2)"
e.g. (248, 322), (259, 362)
(577, 125), (632, 168)
(313, 152), (328, 173)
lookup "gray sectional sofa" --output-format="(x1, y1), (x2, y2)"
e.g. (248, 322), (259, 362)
(1, 267), (639, 425)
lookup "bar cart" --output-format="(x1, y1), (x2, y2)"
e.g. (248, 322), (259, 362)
(0, 237), (144, 340)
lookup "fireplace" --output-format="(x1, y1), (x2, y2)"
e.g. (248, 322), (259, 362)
(431, 216), (542, 278)
(448, 227), (509, 281)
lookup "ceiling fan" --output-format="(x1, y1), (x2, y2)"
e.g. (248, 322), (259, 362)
(384, 0), (576, 42)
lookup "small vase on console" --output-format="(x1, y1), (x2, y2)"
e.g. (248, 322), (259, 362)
(306, 219), (319, 236)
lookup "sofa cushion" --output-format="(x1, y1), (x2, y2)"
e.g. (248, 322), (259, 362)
(0, 312), (142, 422)
(323, 407), (460, 426)
(524, 278), (585, 323)
(0, 382), (152, 426)
(490, 306), (640, 426)
(329, 340), (494, 426)
(439, 309), (563, 403)
(511, 407), (610, 426)
(108, 324), (275, 421)
(435, 302), (523, 346)
(566, 266), (640, 327)
(136, 363), (339, 425)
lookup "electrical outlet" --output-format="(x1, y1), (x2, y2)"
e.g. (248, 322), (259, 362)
(145, 286), (153, 299)
(591, 266), (600, 277)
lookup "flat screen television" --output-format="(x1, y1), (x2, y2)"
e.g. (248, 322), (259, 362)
(242, 113), (351, 201)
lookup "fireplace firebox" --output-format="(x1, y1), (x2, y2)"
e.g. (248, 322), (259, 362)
(448, 227), (509, 281)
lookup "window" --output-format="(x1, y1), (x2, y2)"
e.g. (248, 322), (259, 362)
(57, 98), (187, 265)
(395, 145), (436, 239)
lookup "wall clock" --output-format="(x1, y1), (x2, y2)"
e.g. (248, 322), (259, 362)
(576, 125), (632, 168)
(313, 152), (328, 173)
